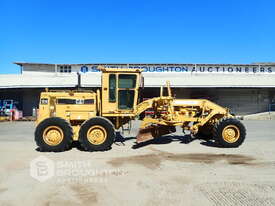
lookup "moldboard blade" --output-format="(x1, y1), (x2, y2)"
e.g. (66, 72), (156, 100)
(136, 126), (155, 143)
(136, 125), (176, 144)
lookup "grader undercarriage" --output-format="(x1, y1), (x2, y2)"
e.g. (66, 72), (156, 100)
(35, 67), (246, 152)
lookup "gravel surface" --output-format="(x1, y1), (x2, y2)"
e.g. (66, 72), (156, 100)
(0, 120), (274, 206)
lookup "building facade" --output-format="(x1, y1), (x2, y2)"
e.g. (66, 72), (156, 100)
(1, 62), (275, 116)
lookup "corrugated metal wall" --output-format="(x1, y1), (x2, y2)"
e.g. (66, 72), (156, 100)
(146, 88), (271, 115)
(215, 89), (269, 115)
(1, 88), (273, 116)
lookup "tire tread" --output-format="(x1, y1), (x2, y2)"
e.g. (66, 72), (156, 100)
(79, 117), (115, 152)
(213, 117), (246, 147)
(35, 117), (73, 152)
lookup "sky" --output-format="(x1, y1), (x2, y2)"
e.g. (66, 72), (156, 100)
(0, 0), (275, 74)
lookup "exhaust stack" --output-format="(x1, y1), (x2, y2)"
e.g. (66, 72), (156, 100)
(76, 72), (81, 90)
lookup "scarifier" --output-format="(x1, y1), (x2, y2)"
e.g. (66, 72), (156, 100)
(35, 66), (246, 152)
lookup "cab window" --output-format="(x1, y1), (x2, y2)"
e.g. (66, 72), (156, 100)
(118, 74), (136, 88)
(109, 74), (116, 102)
(118, 90), (135, 109)
(118, 74), (137, 109)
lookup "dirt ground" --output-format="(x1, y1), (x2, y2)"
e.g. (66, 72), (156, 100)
(0, 120), (275, 206)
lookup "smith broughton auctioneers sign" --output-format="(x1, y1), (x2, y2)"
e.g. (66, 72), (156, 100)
(79, 65), (275, 74)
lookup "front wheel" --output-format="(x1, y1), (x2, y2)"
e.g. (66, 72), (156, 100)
(79, 117), (115, 151)
(213, 118), (246, 148)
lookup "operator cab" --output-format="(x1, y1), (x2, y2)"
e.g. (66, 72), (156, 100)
(99, 67), (143, 116)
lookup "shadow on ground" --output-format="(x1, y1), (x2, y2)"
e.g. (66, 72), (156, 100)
(115, 132), (221, 149)
(35, 132), (220, 152)
(36, 141), (87, 152)
(131, 134), (196, 149)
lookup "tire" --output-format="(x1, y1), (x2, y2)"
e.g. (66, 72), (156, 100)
(213, 118), (246, 148)
(195, 125), (213, 140)
(79, 117), (115, 151)
(35, 117), (73, 152)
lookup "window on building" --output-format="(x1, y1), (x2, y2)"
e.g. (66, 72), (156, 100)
(59, 65), (72, 73)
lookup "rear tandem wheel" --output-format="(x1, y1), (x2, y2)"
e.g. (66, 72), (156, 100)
(79, 117), (115, 151)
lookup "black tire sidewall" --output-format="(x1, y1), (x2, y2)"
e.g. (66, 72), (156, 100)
(214, 118), (246, 147)
(35, 117), (73, 152)
(79, 117), (115, 151)
(196, 124), (213, 139)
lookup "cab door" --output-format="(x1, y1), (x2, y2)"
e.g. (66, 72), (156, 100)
(101, 73), (138, 115)
(101, 73), (117, 114)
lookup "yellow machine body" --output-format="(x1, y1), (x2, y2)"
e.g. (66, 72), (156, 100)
(35, 66), (245, 151)
(36, 68), (143, 141)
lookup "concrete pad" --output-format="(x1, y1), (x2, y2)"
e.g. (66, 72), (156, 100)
(0, 120), (275, 205)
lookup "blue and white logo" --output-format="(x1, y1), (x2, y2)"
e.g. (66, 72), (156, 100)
(80, 66), (89, 73)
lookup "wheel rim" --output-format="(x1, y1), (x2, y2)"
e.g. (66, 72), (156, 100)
(222, 125), (240, 143)
(87, 125), (107, 145)
(43, 126), (64, 146)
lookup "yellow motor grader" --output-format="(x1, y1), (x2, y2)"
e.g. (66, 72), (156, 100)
(35, 67), (246, 152)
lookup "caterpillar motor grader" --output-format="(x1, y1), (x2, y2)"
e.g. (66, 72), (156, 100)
(35, 66), (246, 152)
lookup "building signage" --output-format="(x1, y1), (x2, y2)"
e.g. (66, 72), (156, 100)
(80, 65), (275, 73)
